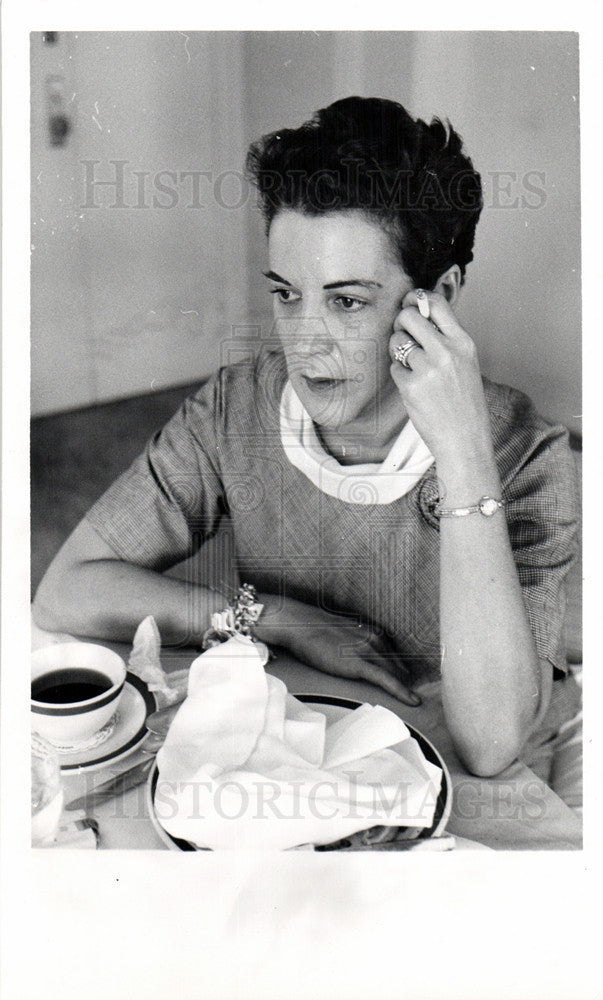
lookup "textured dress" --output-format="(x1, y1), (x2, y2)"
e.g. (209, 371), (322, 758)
(86, 351), (581, 741)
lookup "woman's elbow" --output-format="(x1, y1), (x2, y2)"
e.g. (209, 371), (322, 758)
(33, 545), (90, 632)
(33, 565), (75, 632)
(454, 730), (524, 778)
(461, 749), (516, 778)
(33, 518), (118, 632)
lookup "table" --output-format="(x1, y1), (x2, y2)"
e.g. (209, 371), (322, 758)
(56, 641), (583, 851)
(25, 628), (592, 1000)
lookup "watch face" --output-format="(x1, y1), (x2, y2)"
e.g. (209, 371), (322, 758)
(480, 497), (499, 517)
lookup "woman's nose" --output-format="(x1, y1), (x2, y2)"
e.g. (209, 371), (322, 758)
(276, 313), (335, 356)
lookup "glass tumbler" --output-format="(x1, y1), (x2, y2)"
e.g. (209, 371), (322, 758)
(31, 732), (64, 847)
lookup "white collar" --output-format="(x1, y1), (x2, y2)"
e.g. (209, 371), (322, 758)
(279, 381), (434, 505)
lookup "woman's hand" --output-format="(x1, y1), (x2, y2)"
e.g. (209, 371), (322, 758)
(255, 595), (421, 706)
(389, 289), (493, 467)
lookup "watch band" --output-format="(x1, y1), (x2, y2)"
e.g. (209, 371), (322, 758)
(435, 495), (505, 518)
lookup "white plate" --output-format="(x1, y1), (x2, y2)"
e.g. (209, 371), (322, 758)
(57, 672), (157, 773)
(146, 694), (452, 851)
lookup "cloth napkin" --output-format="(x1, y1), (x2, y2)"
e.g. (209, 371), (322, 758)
(128, 615), (191, 707)
(155, 636), (442, 850)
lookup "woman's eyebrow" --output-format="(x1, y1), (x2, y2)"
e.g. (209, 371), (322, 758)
(263, 271), (382, 291)
(323, 279), (383, 290)
(263, 270), (291, 285)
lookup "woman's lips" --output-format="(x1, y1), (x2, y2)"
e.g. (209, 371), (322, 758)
(301, 374), (347, 392)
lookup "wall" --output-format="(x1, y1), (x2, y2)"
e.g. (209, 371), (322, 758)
(31, 32), (249, 413)
(407, 32), (581, 432)
(31, 31), (581, 432)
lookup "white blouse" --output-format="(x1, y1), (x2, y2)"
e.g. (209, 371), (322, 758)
(279, 380), (434, 505)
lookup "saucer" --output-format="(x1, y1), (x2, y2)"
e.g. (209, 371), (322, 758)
(49, 713), (119, 755)
(57, 673), (157, 773)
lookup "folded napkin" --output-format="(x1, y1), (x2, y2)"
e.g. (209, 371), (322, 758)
(128, 616), (190, 707)
(155, 636), (442, 850)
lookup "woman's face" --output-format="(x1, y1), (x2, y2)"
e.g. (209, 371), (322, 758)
(266, 209), (414, 431)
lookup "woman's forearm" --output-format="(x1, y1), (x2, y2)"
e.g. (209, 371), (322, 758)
(436, 448), (545, 776)
(33, 557), (228, 646)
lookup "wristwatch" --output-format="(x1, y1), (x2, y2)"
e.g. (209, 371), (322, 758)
(435, 495), (505, 518)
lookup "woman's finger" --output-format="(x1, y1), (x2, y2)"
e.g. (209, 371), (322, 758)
(355, 659), (422, 706)
(402, 289), (464, 338)
(392, 307), (446, 356)
(389, 334), (423, 371)
(389, 335), (427, 372)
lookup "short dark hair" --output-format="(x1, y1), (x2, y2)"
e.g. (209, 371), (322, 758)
(246, 96), (483, 289)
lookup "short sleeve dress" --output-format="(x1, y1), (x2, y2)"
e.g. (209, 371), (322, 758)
(86, 352), (581, 735)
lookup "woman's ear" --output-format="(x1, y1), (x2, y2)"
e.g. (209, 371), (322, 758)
(433, 265), (462, 306)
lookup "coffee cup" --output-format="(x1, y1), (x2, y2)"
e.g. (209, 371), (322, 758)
(31, 642), (127, 746)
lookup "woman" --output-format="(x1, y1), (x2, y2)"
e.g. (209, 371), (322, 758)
(33, 97), (579, 778)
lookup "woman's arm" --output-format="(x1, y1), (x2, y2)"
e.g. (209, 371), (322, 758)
(391, 287), (551, 776)
(34, 519), (420, 705)
(435, 444), (551, 776)
(32, 518), (229, 645)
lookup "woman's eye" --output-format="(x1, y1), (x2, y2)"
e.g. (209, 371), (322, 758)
(334, 295), (366, 313)
(270, 288), (300, 304)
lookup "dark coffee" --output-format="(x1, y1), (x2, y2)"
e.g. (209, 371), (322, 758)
(32, 668), (114, 704)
